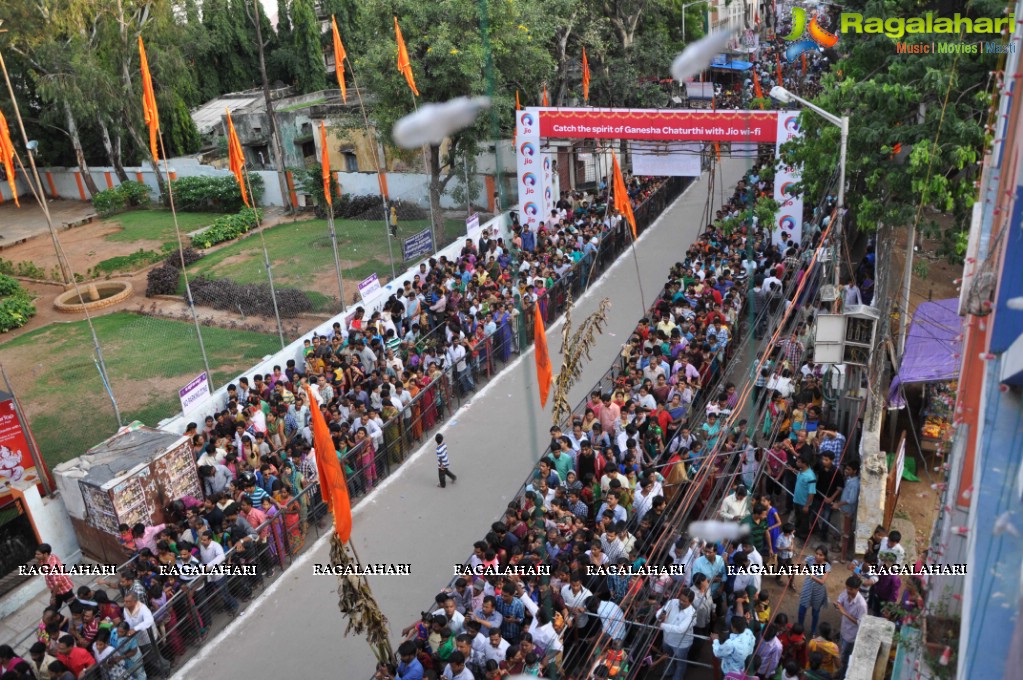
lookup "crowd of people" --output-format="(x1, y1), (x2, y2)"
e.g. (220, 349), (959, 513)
(5, 175), (671, 680)
(376, 148), (917, 680)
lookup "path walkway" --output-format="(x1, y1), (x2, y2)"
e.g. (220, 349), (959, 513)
(172, 158), (753, 678)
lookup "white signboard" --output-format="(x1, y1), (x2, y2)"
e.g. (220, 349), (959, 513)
(179, 372), (211, 419)
(358, 273), (381, 301)
(631, 141), (703, 177)
(466, 213), (481, 239)
(773, 112), (805, 248)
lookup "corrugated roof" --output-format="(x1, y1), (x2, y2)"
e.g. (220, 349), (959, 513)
(68, 425), (184, 487)
(191, 95), (261, 135)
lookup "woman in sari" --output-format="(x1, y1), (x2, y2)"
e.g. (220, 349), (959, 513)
(277, 487), (304, 554)
(493, 306), (513, 363)
(406, 374), (424, 441)
(280, 462), (306, 527)
(381, 395), (403, 465)
(261, 497), (288, 562)
(266, 411), (285, 451)
(149, 582), (186, 659)
(418, 373), (437, 431)
(355, 427), (377, 493)
(114, 621), (147, 680)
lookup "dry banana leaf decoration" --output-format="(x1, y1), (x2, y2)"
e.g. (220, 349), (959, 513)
(551, 294), (612, 425)
(330, 534), (392, 665)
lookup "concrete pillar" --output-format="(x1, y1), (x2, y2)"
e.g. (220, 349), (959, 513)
(856, 418), (888, 554)
(846, 615), (897, 680)
(87, 284), (100, 302)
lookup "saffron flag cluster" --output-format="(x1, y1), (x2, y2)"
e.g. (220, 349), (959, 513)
(225, 110), (250, 208)
(612, 155), (637, 239)
(533, 304), (552, 408)
(138, 37), (160, 163)
(0, 111), (19, 207)
(306, 386), (353, 543)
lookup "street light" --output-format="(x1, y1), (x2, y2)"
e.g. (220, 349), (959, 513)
(681, 1), (711, 41)
(769, 85), (848, 215)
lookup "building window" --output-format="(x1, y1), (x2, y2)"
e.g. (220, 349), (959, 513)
(343, 153), (358, 172)
(301, 141), (316, 158)
(253, 126), (262, 135)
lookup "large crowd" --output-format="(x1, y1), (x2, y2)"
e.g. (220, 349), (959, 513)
(5, 176), (669, 680)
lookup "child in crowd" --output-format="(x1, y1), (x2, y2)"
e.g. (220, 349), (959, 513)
(435, 433), (457, 488)
(777, 523), (796, 589)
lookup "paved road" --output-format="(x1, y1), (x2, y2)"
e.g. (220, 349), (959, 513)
(174, 158), (751, 678)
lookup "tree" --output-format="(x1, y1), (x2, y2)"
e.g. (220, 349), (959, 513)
(357, 0), (554, 241)
(780, 0), (996, 261)
(290, 0), (327, 94)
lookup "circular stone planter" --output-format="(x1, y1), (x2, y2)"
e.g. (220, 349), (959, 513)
(54, 281), (134, 313)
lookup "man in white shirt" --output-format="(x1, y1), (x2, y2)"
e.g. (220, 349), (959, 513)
(122, 592), (171, 676)
(560, 574), (592, 630)
(482, 628), (509, 664)
(657, 588), (696, 680)
(434, 595), (465, 636)
(198, 531), (239, 615)
(719, 486), (751, 522)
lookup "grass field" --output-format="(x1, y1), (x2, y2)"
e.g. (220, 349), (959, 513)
(102, 210), (224, 249)
(0, 312), (279, 467)
(185, 216), (462, 295)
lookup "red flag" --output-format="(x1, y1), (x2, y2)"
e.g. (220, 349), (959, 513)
(801, 52), (807, 75)
(394, 16), (420, 96)
(542, 85), (549, 107)
(0, 111), (20, 207)
(138, 37), (160, 163)
(893, 142), (902, 155)
(320, 121), (333, 208)
(533, 304), (552, 407)
(225, 109), (249, 208)
(612, 154), (636, 239)
(582, 48), (591, 103)
(331, 17), (348, 104)
(307, 386), (352, 543)
(776, 54), (783, 86)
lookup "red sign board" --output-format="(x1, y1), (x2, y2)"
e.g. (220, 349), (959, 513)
(538, 109), (779, 143)
(0, 399), (40, 500)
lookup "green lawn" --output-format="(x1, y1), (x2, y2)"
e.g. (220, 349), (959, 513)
(102, 210), (224, 248)
(0, 312), (279, 466)
(186, 217), (462, 290)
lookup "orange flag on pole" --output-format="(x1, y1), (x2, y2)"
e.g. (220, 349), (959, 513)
(331, 16), (348, 104)
(776, 53), (783, 86)
(582, 48), (591, 102)
(516, 90), (521, 111)
(611, 154), (636, 239)
(394, 16), (420, 96)
(752, 69), (764, 100)
(714, 141), (721, 163)
(533, 304), (552, 408)
(225, 109), (250, 208)
(801, 52), (807, 75)
(0, 111), (20, 207)
(307, 385), (353, 543)
(138, 37), (160, 163)
(320, 121), (333, 207)
(542, 85), (549, 107)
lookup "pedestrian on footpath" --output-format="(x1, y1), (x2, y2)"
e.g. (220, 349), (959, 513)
(436, 433), (457, 488)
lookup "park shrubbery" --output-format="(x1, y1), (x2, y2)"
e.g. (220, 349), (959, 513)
(190, 208), (262, 249)
(91, 181), (152, 216)
(164, 247), (204, 269)
(0, 274), (35, 332)
(145, 265), (181, 297)
(170, 175), (264, 213)
(190, 275), (311, 318)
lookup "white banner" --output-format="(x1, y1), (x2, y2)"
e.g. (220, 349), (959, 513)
(516, 108), (554, 230)
(179, 373), (211, 419)
(631, 141), (703, 177)
(466, 213), (481, 239)
(773, 111), (804, 248)
(358, 273), (381, 301)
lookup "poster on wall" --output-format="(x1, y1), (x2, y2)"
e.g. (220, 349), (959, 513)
(111, 474), (151, 530)
(0, 399), (39, 500)
(152, 440), (202, 503)
(81, 482), (119, 535)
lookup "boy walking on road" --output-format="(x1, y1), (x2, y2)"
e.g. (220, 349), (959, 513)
(436, 433), (457, 488)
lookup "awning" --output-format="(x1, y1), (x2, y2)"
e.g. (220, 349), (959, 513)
(888, 298), (964, 407)
(710, 57), (753, 71)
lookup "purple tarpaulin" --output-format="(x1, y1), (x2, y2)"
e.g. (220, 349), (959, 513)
(887, 298), (964, 408)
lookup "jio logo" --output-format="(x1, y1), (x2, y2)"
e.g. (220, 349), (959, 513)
(522, 173), (537, 186)
(524, 202), (539, 216)
(779, 215), (796, 230)
(784, 116), (800, 134)
(520, 113), (535, 127)
(520, 142), (536, 157)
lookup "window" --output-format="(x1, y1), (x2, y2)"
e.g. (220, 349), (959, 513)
(252, 126), (262, 135)
(343, 153), (358, 172)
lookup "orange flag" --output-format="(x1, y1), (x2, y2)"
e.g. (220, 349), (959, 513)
(138, 37), (160, 163)
(514, 91), (520, 144)
(801, 52), (807, 75)
(582, 48), (591, 102)
(394, 16), (420, 96)
(611, 154), (636, 239)
(533, 304), (552, 408)
(0, 111), (20, 207)
(306, 385), (352, 543)
(225, 109), (249, 208)
(752, 69), (764, 100)
(515, 90), (521, 111)
(320, 121), (333, 207)
(331, 16), (347, 104)
(714, 141), (721, 162)
(776, 53), (783, 86)
(542, 85), (549, 107)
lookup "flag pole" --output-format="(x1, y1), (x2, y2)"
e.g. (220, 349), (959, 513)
(0, 47), (123, 424)
(325, 208), (347, 312)
(344, 59), (399, 278)
(407, 94), (440, 256)
(238, 164), (288, 348)
(154, 133), (217, 378)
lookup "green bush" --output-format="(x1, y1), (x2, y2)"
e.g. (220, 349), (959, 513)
(92, 188), (127, 216)
(91, 180), (152, 216)
(0, 296), (35, 332)
(0, 258), (48, 280)
(0, 274), (21, 297)
(92, 249), (164, 275)
(170, 175), (264, 213)
(190, 208), (263, 249)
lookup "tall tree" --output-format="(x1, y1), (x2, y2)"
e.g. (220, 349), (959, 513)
(290, 0), (327, 93)
(358, 0), (554, 241)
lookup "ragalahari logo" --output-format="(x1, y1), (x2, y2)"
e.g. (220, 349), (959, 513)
(783, 7), (839, 61)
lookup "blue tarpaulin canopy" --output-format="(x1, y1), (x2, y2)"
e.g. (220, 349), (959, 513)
(888, 298), (963, 408)
(710, 55), (753, 71)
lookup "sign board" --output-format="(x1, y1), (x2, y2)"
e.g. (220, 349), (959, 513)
(178, 372), (211, 419)
(773, 112), (804, 248)
(0, 399), (39, 499)
(358, 273), (382, 301)
(894, 431), (907, 495)
(466, 213), (482, 239)
(402, 228), (434, 261)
